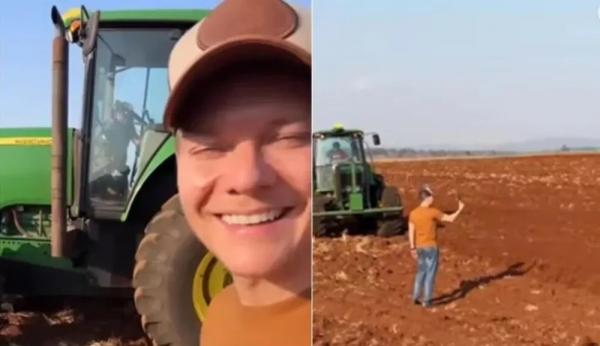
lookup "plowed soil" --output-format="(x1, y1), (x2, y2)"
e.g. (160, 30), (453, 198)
(314, 153), (600, 346)
(0, 297), (148, 346)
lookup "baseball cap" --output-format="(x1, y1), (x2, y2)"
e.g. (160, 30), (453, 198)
(163, 0), (311, 132)
(419, 184), (434, 200)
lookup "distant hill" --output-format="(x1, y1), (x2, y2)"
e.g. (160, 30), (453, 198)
(492, 137), (600, 152)
(370, 137), (600, 159)
(370, 147), (515, 159)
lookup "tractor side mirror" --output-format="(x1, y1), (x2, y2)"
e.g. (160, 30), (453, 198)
(373, 134), (381, 146)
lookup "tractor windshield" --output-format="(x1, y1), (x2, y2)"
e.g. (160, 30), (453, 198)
(314, 135), (364, 191)
(87, 28), (182, 206)
(315, 136), (362, 166)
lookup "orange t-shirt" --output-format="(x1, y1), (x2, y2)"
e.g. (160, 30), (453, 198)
(409, 206), (443, 248)
(200, 285), (311, 346)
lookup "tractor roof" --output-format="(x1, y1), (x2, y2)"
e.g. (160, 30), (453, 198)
(314, 125), (364, 138)
(100, 9), (209, 23)
(62, 8), (209, 28)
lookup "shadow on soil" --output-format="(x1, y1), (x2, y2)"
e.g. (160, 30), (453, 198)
(432, 261), (535, 306)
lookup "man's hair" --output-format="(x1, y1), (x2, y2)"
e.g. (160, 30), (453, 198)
(419, 185), (434, 201)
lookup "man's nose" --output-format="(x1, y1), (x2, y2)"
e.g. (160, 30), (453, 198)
(223, 141), (277, 194)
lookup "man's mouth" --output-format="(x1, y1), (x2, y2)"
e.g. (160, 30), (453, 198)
(218, 208), (292, 226)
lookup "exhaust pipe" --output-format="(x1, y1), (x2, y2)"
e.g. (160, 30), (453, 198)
(50, 6), (68, 257)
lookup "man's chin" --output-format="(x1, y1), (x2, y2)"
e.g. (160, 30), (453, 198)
(222, 256), (285, 281)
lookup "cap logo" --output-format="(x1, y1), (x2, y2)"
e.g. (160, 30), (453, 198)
(197, 0), (298, 50)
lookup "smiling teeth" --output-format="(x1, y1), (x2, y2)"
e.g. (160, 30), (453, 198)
(221, 210), (283, 225)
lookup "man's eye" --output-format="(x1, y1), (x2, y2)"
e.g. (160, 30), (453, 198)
(188, 146), (225, 159)
(272, 133), (310, 147)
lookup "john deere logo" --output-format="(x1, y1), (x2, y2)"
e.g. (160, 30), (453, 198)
(0, 137), (52, 146)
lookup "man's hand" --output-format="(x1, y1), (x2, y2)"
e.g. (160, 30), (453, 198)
(410, 248), (418, 260)
(441, 200), (465, 223)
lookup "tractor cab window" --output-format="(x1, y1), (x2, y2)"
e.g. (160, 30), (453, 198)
(314, 136), (363, 191)
(315, 137), (361, 166)
(87, 28), (180, 207)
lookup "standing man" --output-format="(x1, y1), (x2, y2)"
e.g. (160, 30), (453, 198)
(164, 0), (311, 345)
(409, 185), (465, 308)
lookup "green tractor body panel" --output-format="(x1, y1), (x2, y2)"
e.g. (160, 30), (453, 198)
(349, 192), (363, 211)
(0, 128), (52, 209)
(0, 128), (85, 294)
(0, 127), (74, 210)
(0, 239), (70, 269)
(121, 135), (175, 221)
(313, 206), (405, 217)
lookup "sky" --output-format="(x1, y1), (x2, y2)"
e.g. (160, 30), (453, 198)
(0, 0), (309, 129)
(313, 1), (600, 148)
(2, 1), (599, 150)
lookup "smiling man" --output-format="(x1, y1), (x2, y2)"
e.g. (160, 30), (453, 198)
(162, 0), (311, 345)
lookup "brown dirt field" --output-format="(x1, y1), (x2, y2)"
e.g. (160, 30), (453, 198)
(0, 297), (148, 346)
(314, 154), (600, 346)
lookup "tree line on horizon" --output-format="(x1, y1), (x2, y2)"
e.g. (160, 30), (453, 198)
(369, 145), (600, 158)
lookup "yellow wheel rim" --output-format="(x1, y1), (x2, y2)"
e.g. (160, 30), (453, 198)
(192, 252), (232, 321)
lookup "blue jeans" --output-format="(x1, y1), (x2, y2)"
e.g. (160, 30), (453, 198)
(412, 246), (439, 306)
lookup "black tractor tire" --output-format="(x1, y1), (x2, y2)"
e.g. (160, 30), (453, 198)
(377, 217), (405, 237)
(313, 195), (329, 237)
(132, 195), (205, 346)
(377, 186), (405, 237)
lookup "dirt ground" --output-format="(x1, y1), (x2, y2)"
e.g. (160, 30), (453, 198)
(0, 297), (148, 346)
(314, 153), (600, 346)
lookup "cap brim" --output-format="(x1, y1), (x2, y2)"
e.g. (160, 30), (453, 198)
(164, 37), (310, 132)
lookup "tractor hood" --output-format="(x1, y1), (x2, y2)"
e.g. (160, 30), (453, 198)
(0, 128), (53, 145)
(0, 127), (73, 209)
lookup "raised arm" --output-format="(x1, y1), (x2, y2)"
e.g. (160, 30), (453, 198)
(440, 200), (465, 223)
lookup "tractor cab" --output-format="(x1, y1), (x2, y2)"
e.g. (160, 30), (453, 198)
(313, 125), (381, 212)
(85, 28), (178, 206)
(57, 8), (202, 215)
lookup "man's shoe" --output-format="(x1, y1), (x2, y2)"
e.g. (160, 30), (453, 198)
(422, 301), (433, 308)
(413, 299), (421, 305)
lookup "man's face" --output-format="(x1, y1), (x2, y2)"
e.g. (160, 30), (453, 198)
(175, 67), (311, 280)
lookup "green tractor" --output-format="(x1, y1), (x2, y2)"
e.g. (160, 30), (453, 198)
(0, 6), (230, 346)
(312, 125), (405, 237)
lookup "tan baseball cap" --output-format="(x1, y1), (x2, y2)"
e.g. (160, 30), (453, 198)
(419, 184), (434, 200)
(163, 0), (311, 132)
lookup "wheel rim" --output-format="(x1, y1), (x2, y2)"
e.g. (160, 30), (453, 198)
(192, 252), (232, 321)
